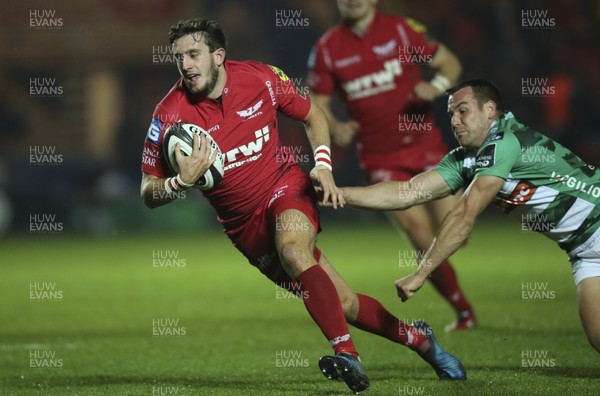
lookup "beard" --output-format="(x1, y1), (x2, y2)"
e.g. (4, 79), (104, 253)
(187, 60), (219, 98)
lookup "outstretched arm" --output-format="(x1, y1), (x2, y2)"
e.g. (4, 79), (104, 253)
(395, 175), (504, 301)
(337, 170), (452, 210)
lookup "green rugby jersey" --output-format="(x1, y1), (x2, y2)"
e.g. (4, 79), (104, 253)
(435, 112), (600, 252)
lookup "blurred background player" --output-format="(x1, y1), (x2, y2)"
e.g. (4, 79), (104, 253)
(140, 18), (466, 393)
(308, 0), (476, 331)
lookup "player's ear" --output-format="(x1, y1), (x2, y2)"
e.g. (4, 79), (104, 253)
(484, 100), (496, 120)
(213, 48), (226, 67)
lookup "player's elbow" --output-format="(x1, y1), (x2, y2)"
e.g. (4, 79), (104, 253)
(141, 193), (154, 209)
(451, 61), (462, 84)
(435, 46), (462, 83)
(393, 199), (413, 211)
(141, 187), (159, 209)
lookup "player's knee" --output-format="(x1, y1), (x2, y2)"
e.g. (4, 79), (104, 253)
(279, 243), (313, 273)
(581, 315), (600, 353)
(279, 242), (304, 263)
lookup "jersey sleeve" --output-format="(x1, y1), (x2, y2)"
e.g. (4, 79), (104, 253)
(403, 17), (439, 57)
(266, 64), (311, 121)
(307, 43), (335, 96)
(434, 149), (467, 193)
(141, 105), (171, 178)
(475, 133), (521, 179)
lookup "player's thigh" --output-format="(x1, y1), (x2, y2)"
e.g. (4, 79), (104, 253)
(273, 208), (318, 279)
(577, 276), (600, 351)
(386, 205), (436, 251)
(318, 253), (359, 321)
(427, 190), (463, 227)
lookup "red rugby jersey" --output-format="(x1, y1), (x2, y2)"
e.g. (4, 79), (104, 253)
(141, 60), (311, 228)
(308, 12), (444, 160)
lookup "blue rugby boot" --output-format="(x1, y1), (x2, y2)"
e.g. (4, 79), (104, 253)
(414, 321), (467, 380)
(318, 352), (370, 393)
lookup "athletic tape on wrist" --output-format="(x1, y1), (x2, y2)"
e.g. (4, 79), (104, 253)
(176, 174), (194, 188)
(164, 178), (174, 194)
(430, 74), (451, 94)
(314, 145), (332, 171)
(164, 174), (193, 195)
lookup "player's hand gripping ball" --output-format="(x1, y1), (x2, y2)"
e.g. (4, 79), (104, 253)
(162, 122), (225, 190)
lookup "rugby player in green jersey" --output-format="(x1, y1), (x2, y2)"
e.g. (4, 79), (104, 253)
(324, 79), (600, 353)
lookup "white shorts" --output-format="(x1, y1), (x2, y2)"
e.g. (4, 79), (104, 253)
(568, 227), (600, 285)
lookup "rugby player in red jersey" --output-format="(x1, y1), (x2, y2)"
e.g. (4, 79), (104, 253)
(308, 0), (476, 331)
(140, 19), (466, 393)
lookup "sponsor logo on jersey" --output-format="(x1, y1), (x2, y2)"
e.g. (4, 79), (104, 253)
(463, 155), (476, 169)
(334, 54), (362, 69)
(147, 118), (162, 144)
(207, 124), (220, 133)
(268, 65), (290, 82)
(372, 39), (397, 57)
(268, 185), (288, 207)
(342, 58), (402, 100)
(485, 132), (504, 143)
(236, 99), (264, 120)
(476, 144), (496, 168)
(406, 18), (427, 33)
(499, 181), (538, 212)
(224, 126), (270, 170)
(265, 81), (277, 106)
(551, 171), (600, 198)
(142, 147), (160, 167)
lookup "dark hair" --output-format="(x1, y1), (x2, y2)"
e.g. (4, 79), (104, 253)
(446, 79), (504, 114)
(168, 18), (227, 52)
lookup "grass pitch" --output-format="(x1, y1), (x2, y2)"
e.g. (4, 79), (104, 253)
(1, 218), (599, 395)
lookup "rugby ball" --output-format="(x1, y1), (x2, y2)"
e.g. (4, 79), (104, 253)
(162, 122), (224, 190)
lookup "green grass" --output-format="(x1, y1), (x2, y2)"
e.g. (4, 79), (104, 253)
(1, 219), (599, 395)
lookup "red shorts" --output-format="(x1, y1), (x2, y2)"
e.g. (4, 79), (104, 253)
(361, 138), (448, 184)
(224, 168), (322, 286)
